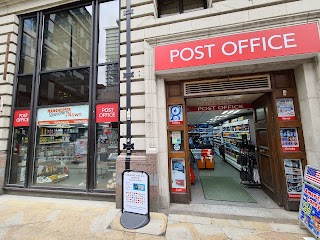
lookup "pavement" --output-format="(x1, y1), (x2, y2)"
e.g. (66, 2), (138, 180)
(0, 195), (314, 240)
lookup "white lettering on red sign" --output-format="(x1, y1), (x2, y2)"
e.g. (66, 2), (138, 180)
(170, 34), (297, 63)
(99, 107), (115, 118)
(16, 113), (29, 123)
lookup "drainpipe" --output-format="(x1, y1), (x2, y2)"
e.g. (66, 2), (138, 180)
(123, 0), (134, 169)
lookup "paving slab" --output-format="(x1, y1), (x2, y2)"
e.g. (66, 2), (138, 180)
(110, 212), (167, 236)
(0, 195), (315, 240)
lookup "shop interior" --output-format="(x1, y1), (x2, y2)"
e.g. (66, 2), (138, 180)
(187, 93), (277, 207)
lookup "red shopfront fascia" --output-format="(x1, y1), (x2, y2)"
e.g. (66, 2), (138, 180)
(155, 23), (320, 71)
(13, 109), (30, 127)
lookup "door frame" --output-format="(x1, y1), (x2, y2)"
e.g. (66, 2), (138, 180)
(165, 70), (306, 209)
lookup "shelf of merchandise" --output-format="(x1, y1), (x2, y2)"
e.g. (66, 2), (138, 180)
(225, 154), (241, 171)
(222, 119), (249, 127)
(225, 145), (241, 153)
(39, 141), (70, 145)
(222, 119), (251, 171)
(222, 136), (245, 140)
(40, 134), (70, 137)
(223, 131), (250, 134)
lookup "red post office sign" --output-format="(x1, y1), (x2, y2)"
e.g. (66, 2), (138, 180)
(96, 103), (119, 123)
(187, 103), (252, 112)
(155, 23), (320, 71)
(13, 109), (30, 127)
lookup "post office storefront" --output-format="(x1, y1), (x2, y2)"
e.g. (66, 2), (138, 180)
(153, 22), (320, 211)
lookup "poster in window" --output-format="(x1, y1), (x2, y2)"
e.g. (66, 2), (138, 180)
(280, 128), (300, 152)
(171, 131), (181, 145)
(276, 98), (296, 121)
(284, 159), (303, 198)
(169, 105), (183, 126)
(171, 158), (186, 193)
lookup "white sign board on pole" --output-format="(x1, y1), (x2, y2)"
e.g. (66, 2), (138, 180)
(123, 171), (149, 215)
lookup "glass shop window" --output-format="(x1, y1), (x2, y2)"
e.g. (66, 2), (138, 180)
(15, 76), (33, 108)
(8, 126), (29, 185)
(41, 5), (92, 71)
(34, 105), (89, 188)
(19, 17), (37, 74)
(38, 68), (90, 106)
(96, 122), (118, 190)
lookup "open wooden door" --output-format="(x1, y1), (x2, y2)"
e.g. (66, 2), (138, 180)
(253, 93), (282, 205)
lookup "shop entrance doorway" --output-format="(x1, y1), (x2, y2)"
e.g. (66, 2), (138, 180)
(166, 71), (307, 210)
(187, 93), (280, 207)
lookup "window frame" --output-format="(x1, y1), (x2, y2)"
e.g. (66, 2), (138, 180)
(158, 0), (207, 17)
(5, 0), (120, 194)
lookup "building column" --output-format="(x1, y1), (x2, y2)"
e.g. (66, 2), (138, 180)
(294, 60), (320, 168)
(0, 15), (19, 194)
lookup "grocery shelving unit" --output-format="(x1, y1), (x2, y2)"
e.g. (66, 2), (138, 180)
(188, 125), (214, 145)
(212, 126), (223, 158)
(222, 119), (251, 171)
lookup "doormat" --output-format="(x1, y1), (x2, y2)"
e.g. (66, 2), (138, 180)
(200, 176), (257, 203)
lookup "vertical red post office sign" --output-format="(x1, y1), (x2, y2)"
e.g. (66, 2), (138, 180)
(96, 103), (119, 123)
(13, 109), (30, 127)
(169, 105), (183, 126)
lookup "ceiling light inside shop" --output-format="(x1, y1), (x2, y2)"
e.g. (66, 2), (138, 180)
(233, 110), (241, 114)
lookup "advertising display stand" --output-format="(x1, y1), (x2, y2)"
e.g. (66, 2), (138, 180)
(299, 165), (320, 238)
(120, 170), (150, 229)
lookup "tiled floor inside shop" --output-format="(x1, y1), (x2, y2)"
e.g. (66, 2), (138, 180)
(191, 154), (280, 209)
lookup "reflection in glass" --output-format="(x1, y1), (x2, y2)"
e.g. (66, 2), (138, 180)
(96, 65), (119, 102)
(96, 122), (118, 190)
(8, 127), (29, 184)
(19, 18), (37, 74)
(34, 106), (89, 188)
(39, 68), (90, 106)
(42, 6), (92, 70)
(98, 1), (119, 64)
(15, 76), (33, 108)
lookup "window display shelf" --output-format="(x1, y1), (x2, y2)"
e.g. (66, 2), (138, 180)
(40, 134), (70, 136)
(39, 141), (70, 145)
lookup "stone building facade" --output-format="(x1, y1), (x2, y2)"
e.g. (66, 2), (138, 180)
(0, 0), (320, 212)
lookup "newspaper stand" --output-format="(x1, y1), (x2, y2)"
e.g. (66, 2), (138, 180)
(299, 165), (320, 238)
(120, 170), (150, 229)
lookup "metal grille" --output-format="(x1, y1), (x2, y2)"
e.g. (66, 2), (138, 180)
(184, 75), (271, 97)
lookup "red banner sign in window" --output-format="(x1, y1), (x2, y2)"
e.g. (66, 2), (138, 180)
(96, 103), (119, 123)
(13, 109), (30, 127)
(155, 23), (320, 71)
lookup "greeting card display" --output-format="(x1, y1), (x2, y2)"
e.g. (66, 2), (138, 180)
(280, 128), (300, 152)
(284, 159), (303, 198)
(276, 98), (296, 121)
